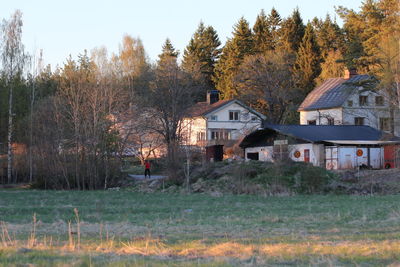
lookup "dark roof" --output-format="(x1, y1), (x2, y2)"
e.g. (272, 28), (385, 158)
(188, 100), (234, 117)
(298, 75), (373, 111)
(240, 125), (400, 148)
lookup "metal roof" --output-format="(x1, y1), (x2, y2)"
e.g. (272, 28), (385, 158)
(240, 125), (400, 148)
(298, 75), (373, 111)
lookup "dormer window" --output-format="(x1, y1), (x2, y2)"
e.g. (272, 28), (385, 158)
(229, 111), (240, 121)
(210, 115), (218, 121)
(359, 95), (368, 106)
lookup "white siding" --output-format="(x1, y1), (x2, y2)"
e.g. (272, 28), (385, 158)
(300, 109), (343, 125)
(207, 102), (262, 140)
(181, 117), (206, 145)
(245, 143), (324, 167)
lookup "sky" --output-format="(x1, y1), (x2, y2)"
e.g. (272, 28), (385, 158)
(1, 0), (363, 69)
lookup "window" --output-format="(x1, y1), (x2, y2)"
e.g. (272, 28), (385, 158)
(210, 115), (218, 121)
(380, 118), (390, 131)
(210, 130), (231, 140)
(354, 117), (364, 125)
(229, 111), (240, 121)
(347, 100), (353, 107)
(251, 116), (258, 121)
(375, 96), (384, 106)
(359, 95), (368, 106)
(327, 118), (335, 125)
(196, 132), (206, 141)
(308, 120), (316, 125)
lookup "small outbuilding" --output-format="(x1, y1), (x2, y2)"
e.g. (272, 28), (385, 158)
(239, 125), (400, 170)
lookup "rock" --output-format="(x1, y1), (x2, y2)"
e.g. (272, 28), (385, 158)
(108, 187), (120, 191)
(210, 191), (223, 197)
(149, 180), (161, 188)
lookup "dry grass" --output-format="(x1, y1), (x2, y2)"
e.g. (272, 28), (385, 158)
(1, 191), (400, 265)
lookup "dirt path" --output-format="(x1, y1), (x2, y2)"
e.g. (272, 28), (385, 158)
(128, 174), (167, 180)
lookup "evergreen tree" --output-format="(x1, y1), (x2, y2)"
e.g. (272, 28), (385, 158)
(266, 7), (282, 50)
(295, 23), (322, 93)
(158, 38), (178, 64)
(253, 10), (273, 53)
(336, 0), (384, 71)
(213, 17), (253, 99)
(182, 22), (221, 96)
(316, 50), (346, 84)
(278, 8), (305, 54)
(312, 15), (344, 58)
(157, 38), (179, 73)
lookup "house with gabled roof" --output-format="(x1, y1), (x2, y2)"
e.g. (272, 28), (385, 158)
(298, 69), (400, 136)
(182, 90), (266, 148)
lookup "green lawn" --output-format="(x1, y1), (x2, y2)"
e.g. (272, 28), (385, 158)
(1, 190), (400, 266)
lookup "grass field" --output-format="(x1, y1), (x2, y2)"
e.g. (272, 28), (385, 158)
(1, 190), (400, 266)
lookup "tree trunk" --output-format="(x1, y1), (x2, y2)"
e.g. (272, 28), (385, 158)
(29, 80), (35, 183)
(7, 83), (13, 184)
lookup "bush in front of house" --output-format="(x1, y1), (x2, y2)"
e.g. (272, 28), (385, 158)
(253, 161), (337, 194)
(188, 160), (337, 195)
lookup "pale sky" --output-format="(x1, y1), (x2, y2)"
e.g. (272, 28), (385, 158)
(1, 0), (362, 69)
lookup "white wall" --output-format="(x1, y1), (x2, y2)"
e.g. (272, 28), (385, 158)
(245, 143), (324, 167)
(300, 109), (343, 125)
(207, 102), (262, 140)
(245, 146), (274, 161)
(181, 117), (206, 146)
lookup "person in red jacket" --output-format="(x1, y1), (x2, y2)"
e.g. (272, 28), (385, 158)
(144, 160), (151, 179)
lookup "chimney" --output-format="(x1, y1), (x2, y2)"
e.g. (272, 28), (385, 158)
(344, 68), (357, 79)
(207, 90), (220, 105)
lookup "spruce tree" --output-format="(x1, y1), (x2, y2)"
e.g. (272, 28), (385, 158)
(253, 9), (272, 53)
(182, 22), (221, 96)
(157, 38), (179, 71)
(266, 7), (282, 50)
(295, 23), (322, 93)
(278, 8), (305, 54)
(213, 17), (253, 99)
(312, 15), (344, 58)
(312, 15), (346, 82)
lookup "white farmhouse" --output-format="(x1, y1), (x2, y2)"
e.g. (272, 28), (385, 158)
(298, 70), (400, 136)
(182, 90), (266, 148)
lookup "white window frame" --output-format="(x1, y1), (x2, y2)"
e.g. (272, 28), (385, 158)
(229, 110), (240, 121)
(210, 115), (218, 121)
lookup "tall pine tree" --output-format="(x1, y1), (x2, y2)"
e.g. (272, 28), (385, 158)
(278, 8), (305, 54)
(312, 15), (346, 82)
(157, 38), (179, 71)
(295, 23), (322, 93)
(312, 15), (344, 58)
(213, 17), (254, 99)
(182, 22), (221, 97)
(253, 10), (273, 53)
(266, 7), (282, 50)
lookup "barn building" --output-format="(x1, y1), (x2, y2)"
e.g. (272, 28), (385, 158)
(240, 125), (400, 170)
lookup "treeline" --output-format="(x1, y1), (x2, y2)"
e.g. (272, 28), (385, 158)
(0, 0), (398, 188)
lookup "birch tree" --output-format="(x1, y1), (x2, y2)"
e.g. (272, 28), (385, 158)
(1, 10), (28, 183)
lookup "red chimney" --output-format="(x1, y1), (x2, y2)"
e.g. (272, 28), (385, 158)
(344, 68), (357, 79)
